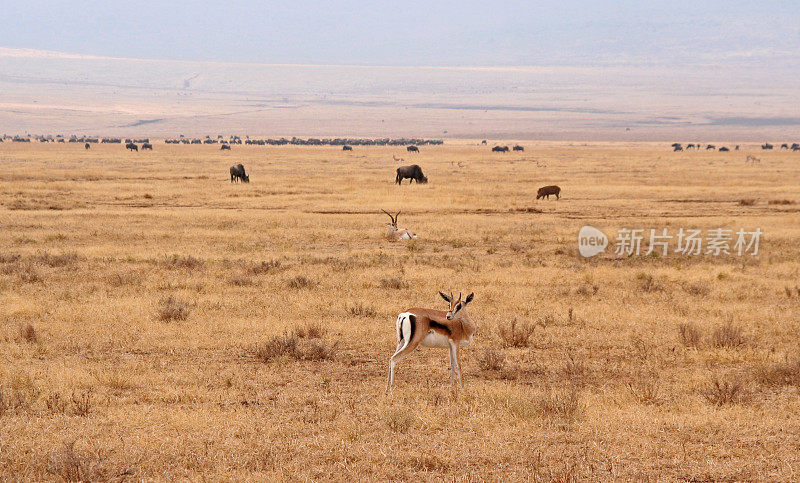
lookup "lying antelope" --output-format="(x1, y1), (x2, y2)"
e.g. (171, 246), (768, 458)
(386, 291), (475, 392)
(382, 210), (417, 240)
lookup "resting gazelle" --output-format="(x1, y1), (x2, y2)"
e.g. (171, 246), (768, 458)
(382, 210), (417, 241)
(386, 291), (476, 392)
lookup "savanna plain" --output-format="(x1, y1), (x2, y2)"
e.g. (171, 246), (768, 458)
(1, 141), (799, 481)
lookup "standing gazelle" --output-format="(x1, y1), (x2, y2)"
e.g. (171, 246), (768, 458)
(382, 210), (417, 240)
(386, 291), (476, 392)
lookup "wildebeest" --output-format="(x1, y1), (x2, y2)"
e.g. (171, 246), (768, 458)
(230, 164), (249, 183)
(706, 145), (715, 150)
(513, 145), (524, 151)
(791, 143), (800, 151)
(492, 146), (509, 153)
(395, 164), (427, 184)
(481, 140), (487, 145)
(762, 143), (774, 150)
(342, 145), (353, 151)
(84, 143), (90, 150)
(735, 145), (740, 150)
(142, 143), (153, 150)
(220, 144), (231, 150)
(719, 147), (729, 152)
(781, 144), (789, 149)
(673, 145), (683, 151)
(536, 185), (561, 200)
(406, 145), (419, 152)
(686, 143), (695, 149)
(125, 143), (138, 152)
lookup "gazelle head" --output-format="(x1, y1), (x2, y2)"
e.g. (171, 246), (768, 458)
(382, 209), (400, 229)
(439, 291), (474, 320)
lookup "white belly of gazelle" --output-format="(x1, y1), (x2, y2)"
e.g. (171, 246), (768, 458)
(420, 330), (451, 348)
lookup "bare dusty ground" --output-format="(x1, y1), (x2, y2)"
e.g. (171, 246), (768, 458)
(1, 141), (799, 480)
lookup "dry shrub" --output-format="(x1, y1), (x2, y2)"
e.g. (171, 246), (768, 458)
(250, 259), (282, 274)
(0, 253), (21, 263)
(678, 322), (703, 347)
(379, 277), (406, 289)
(158, 296), (190, 322)
(536, 385), (584, 423)
(683, 282), (710, 296)
(383, 408), (417, 433)
(287, 275), (316, 289)
(406, 455), (450, 472)
(18, 323), (38, 343)
(710, 323), (746, 348)
(498, 318), (536, 348)
(757, 359), (800, 387)
(163, 254), (203, 270)
(738, 198), (756, 206)
(636, 272), (662, 292)
(71, 389), (93, 416)
(626, 370), (663, 405)
(0, 387), (6, 417)
(254, 332), (337, 362)
(703, 374), (747, 406)
(575, 284), (599, 296)
(33, 251), (80, 267)
(255, 333), (300, 361)
(296, 322), (326, 339)
(46, 441), (106, 481)
(562, 355), (592, 386)
(45, 392), (68, 414)
(18, 264), (42, 283)
(479, 349), (506, 371)
(229, 275), (254, 286)
(769, 199), (796, 205)
(346, 302), (377, 318)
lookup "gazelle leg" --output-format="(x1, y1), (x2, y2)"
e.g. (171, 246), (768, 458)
(449, 341), (463, 390)
(448, 344), (456, 384)
(386, 340), (421, 393)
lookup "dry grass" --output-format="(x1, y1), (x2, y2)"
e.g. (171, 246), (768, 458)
(1, 141), (799, 480)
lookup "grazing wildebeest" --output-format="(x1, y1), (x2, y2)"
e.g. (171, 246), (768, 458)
(230, 163), (249, 183)
(492, 146), (509, 153)
(481, 140), (487, 145)
(342, 145), (353, 151)
(791, 143), (800, 151)
(125, 143), (138, 152)
(142, 143), (153, 150)
(671, 143), (682, 149)
(686, 144), (695, 149)
(781, 144), (789, 149)
(536, 185), (561, 200)
(220, 144), (231, 150)
(735, 145), (740, 150)
(84, 143), (90, 150)
(762, 143), (773, 150)
(706, 145), (715, 150)
(395, 164), (428, 185)
(406, 145), (419, 152)
(673, 145), (683, 151)
(719, 147), (729, 152)
(513, 145), (524, 151)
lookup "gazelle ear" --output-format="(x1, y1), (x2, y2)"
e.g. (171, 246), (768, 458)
(439, 291), (452, 303)
(464, 293), (474, 304)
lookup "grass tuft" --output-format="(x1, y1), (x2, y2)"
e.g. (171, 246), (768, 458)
(498, 318), (536, 348)
(158, 296), (191, 322)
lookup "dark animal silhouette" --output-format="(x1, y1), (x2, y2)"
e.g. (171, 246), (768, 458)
(492, 146), (509, 153)
(762, 143), (774, 150)
(230, 164), (249, 183)
(791, 143), (799, 151)
(781, 144), (789, 149)
(686, 144), (695, 149)
(706, 145), (715, 150)
(671, 143), (682, 149)
(735, 145), (740, 150)
(513, 145), (524, 151)
(142, 143), (153, 150)
(406, 145), (419, 152)
(481, 140), (487, 145)
(396, 165), (428, 185)
(536, 185), (561, 200)
(84, 143), (90, 150)
(719, 147), (729, 152)
(220, 144), (231, 150)
(673, 145), (683, 151)
(125, 143), (138, 152)
(342, 145), (353, 151)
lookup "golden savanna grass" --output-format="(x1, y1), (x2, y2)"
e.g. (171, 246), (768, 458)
(1, 141), (799, 480)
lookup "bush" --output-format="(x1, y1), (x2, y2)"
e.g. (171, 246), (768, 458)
(296, 322), (326, 339)
(19, 323), (38, 343)
(287, 275), (316, 289)
(498, 318), (536, 348)
(254, 332), (337, 362)
(479, 349), (506, 371)
(346, 303), (377, 318)
(710, 323), (746, 348)
(163, 255), (203, 270)
(536, 386), (584, 423)
(757, 359), (800, 387)
(158, 296), (190, 321)
(250, 259), (282, 274)
(379, 278), (406, 289)
(703, 374), (747, 406)
(678, 322), (702, 347)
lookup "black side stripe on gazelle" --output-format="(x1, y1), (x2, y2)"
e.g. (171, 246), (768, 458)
(407, 314), (416, 342)
(429, 320), (451, 334)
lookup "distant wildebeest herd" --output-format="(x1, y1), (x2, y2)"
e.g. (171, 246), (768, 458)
(671, 142), (799, 152)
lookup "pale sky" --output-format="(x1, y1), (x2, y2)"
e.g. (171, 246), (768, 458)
(1, 0), (798, 66)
